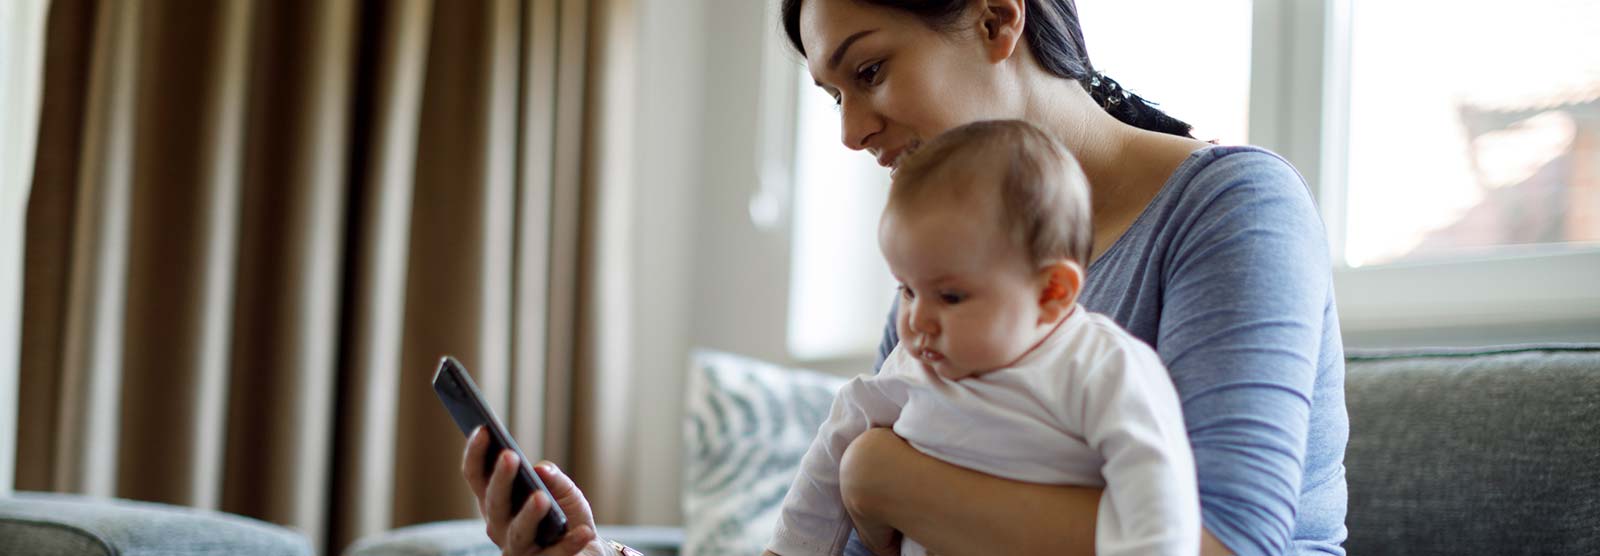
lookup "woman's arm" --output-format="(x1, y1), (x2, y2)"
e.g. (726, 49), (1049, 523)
(842, 429), (1236, 556)
(851, 302), (1101, 555)
(840, 428), (1098, 556)
(1151, 153), (1331, 555)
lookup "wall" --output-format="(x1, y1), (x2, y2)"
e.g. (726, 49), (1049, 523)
(618, 0), (709, 526)
(622, 0), (858, 526)
(687, 0), (797, 369)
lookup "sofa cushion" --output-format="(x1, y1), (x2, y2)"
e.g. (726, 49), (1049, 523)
(340, 519), (682, 556)
(0, 491), (313, 556)
(682, 349), (849, 556)
(1344, 345), (1600, 555)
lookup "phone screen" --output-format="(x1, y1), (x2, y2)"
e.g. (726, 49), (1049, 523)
(432, 356), (568, 547)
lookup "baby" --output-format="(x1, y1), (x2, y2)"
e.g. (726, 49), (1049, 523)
(767, 120), (1198, 556)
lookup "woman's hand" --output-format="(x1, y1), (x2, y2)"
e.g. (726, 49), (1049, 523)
(462, 426), (606, 556)
(840, 428), (908, 556)
(839, 427), (1101, 556)
(841, 430), (904, 556)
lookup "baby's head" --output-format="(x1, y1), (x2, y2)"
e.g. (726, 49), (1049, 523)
(879, 120), (1092, 380)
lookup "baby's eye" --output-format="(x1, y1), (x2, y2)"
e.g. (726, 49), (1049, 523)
(939, 292), (966, 304)
(898, 285), (914, 300)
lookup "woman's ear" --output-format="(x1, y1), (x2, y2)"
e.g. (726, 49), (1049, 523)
(976, 0), (1027, 63)
(1036, 259), (1083, 325)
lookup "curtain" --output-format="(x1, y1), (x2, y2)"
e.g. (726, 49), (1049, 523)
(14, 0), (634, 553)
(1, 0), (54, 499)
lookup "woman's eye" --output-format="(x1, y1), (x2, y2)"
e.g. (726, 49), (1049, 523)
(856, 61), (883, 86)
(939, 292), (965, 304)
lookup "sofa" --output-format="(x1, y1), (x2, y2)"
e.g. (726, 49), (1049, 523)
(0, 491), (313, 556)
(342, 345), (1600, 556)
(5, 345), (1597, 556)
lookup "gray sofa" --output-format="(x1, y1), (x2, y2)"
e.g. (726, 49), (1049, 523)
(5, 345), (1596, 555)
(1343, 345), (1599, 555)
(0, 491), (313, 556)
(345, 345), (1600, 556)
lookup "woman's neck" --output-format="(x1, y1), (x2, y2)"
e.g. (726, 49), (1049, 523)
(1020, 76), (1143, 229)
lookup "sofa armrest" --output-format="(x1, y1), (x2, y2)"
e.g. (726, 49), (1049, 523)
(342, 519), (684, 556)
(0, 491), (313, 556)
(599, 524), (685, 555)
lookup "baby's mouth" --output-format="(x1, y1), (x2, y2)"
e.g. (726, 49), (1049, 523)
(915, 347), (944, 363)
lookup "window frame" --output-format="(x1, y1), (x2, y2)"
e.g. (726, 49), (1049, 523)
(1250, 0), (1600, 341)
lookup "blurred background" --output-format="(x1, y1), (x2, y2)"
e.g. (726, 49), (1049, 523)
(1, 0), (1596, 554)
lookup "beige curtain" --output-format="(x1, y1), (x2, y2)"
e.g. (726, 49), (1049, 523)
(15, 0), (634, 553)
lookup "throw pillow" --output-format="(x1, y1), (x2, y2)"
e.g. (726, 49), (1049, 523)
(681, 349), (849, 556)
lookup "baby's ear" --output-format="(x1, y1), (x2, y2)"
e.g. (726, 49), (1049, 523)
(1036, 260), (1084, 324)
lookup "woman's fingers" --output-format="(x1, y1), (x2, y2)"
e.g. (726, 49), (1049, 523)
(462, 426), (491, 499)
(462, 427), (499, 537)
(532, 461), (590, 523)
(506, 489), (548, 554)
(556, 524), (597, 555)
(485, 450), (519, 526)
(507, 490), (596, 556)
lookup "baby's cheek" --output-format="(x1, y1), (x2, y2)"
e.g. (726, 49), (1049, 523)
(967, 317), (1020, 364)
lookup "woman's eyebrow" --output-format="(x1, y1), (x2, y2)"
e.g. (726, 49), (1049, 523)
(827, 29), (878, 71)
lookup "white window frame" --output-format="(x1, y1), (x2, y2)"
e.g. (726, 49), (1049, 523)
(1250, 0), (1600, 342)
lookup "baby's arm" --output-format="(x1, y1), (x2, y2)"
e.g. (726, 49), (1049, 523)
(768, 368), (907, 556)
(1078, 346), (1200, 556)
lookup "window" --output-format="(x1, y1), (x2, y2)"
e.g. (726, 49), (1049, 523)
(1284, 0), (1600, 338)
(1078, 0), (1254, 145)
(1341, 0), (1600, 267)
(785, 67), (897, 361)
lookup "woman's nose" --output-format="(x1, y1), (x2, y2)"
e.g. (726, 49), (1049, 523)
(839, 97), (878, 151)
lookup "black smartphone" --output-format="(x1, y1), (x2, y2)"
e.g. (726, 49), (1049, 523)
(432, 355), (568, 548)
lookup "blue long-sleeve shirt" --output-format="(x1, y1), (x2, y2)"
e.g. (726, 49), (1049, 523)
(849, 145), (1348, 555)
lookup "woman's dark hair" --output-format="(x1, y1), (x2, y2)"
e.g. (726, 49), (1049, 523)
(781, 0), (1194, 138)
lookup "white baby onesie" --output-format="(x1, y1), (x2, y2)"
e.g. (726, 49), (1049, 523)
(768, 306), (1198, 556)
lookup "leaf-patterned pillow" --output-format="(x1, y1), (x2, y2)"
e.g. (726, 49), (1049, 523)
(682, 350), (849, 556)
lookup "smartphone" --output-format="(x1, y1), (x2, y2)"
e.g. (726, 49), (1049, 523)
(432, 355), (568, 548)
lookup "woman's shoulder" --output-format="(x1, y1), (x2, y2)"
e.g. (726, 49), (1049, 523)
(1148, 145), (1323, 239)
(1168, 145), (1314, 209)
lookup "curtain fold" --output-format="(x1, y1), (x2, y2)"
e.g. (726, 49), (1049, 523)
(16, 0), (620, 554)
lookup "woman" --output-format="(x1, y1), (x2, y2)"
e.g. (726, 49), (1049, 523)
(462, 1), (1348, 554)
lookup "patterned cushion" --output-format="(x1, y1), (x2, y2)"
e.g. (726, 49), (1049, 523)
(682, 349), (849, 556)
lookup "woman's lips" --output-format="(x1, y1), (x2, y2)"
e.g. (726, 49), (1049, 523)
(875, 140), (922, 169)
(876, 148), (903, 169)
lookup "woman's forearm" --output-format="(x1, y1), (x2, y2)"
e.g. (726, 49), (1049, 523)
(840, 428), (1101, 556)
(840, 428), (1237, 556)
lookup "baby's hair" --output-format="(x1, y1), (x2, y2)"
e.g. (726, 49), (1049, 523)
(888, 120), (1093, 266)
